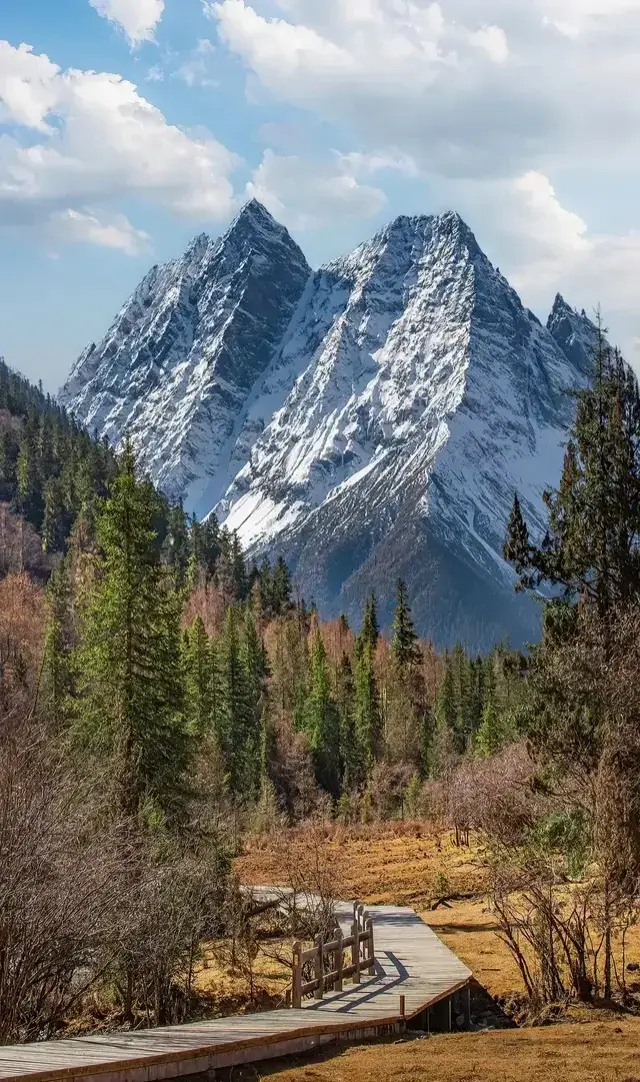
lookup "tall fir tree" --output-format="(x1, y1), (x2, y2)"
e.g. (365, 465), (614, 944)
(73, 441), (192, 824)
(218, 606), (255, 799)
(505, 323), (640, 619)
(184, 615), (212, 737)
(305, 629), (341, 796)
(41, 557), (74, 725)
(353, 596), (382, 774)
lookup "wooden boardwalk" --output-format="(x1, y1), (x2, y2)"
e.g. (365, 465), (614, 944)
(0, 898), (472, 1082)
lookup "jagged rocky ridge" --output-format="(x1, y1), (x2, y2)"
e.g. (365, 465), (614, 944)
(60, 201), (311, 507)
(61, 204), (598, 649)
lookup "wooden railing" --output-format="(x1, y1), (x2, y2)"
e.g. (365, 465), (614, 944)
(290, 902), (375, 1008)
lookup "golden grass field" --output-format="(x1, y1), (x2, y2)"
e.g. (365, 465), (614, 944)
(229, 821), (640, 1082)
(244, 1021), (640, 1082)
(237, 822), (521, 1003)
(237, 821), (640, 1007)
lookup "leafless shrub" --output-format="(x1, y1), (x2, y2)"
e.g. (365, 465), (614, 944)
(0, 720), (133, 1043)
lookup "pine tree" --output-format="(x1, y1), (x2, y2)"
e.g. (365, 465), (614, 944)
(353, 600), (382, 773)
(73, 441), (192, 824)
(305, 630), (341, 796)
(387, 579), (426, 767)
(390, 580), (420, 667)
(164, 501), (190, 587)
(361, 594), (379, 653)
(272, 556), (292, 614)
(184, 616), (212, 737)
(218, 606), (255, 799)
(41, 558), (74, 725)
(42, 477), (67, 553)
(505, 324), (640, 617)
(433, 652), (458, 774)
(336, 652), (359, 790)
(231, 533), (247, 600)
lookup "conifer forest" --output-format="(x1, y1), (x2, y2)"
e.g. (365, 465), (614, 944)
(4, 325), (640, 1037)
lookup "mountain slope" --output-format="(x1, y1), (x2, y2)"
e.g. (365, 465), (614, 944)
(216, 213), (592, 649)
(61, 203), (599, 649)
(59, 201), (311, 507)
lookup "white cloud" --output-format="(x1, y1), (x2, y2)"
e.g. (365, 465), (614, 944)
(89, 0), (165, 45)
(470, 25), (509, 63)
(175, 39), (220, 87)
(425, 169), (640, 357)
(247, 150), (387, 228)
(0, 40), (238, 254)
(47, 209), (150, 255)
(210, 0), (640, 179)
(338, 150), (419, 177)
(210, 0), (640, 358)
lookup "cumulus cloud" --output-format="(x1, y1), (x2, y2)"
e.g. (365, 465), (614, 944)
(247, 149), (387, 228)
(47, 210), (150, 255)
(210, 0), (640, 179)
(424, 169), (640, 357)
(0, 41), (237, 254)
(89, 0), (165, 45)
(209, 0), (640, 359)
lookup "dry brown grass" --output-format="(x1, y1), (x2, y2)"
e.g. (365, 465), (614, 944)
(193, 945), (290, 1015)
(246, 1021), (640, 1082)
(238, 821), (486, 908)
(239, 822), (640, 1008)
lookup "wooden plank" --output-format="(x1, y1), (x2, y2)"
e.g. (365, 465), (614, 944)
(0, 895), (472, 1082)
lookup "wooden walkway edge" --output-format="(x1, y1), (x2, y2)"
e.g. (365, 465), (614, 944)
(0, 899), (472, 1082)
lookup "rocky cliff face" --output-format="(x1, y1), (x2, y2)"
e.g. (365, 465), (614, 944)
(216, 212), (593, 648)
(61, 203), (598, 648)
(59, 200), (311, 507)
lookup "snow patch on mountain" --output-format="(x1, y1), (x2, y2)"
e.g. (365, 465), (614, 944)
(61, 201), (601, 646)
(60, 200), (311, 507)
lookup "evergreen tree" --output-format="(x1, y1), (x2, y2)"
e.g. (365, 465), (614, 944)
(272, 556), (292, 614)
(305, 630), (341, 796)
(164, 501), (190, 587)
(505, 324), (640, 617)
(184, 616), (212, 737)
(73, 441), (192, 823)
(231, 533), (248, 600)
(353, 599), (382, 773)
(361, 594), (379, 653)
(41, 558), (74, 724)
(387, 579), (426, 767)
(336, 652), (359, 789)
(433, 652), (458, 774)
(390, 580), (420, 667)
(218, 606), (255, 799)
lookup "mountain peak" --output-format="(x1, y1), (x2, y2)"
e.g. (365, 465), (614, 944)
(547, 292), (599, 376)
(550, 292), (572, 316)
(227, 198), (278, 234)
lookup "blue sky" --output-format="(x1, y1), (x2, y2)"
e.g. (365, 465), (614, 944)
(2, 0), (640, 389)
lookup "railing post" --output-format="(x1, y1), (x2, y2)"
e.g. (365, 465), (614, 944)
(336, 928), (343, 991)
(351, 920), (361, 984)
(292, 941), (302, 1009)
(366, 917), (374, 971)
(314, 934), (324, 1000)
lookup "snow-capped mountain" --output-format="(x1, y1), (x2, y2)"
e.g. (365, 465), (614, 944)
(547, 292), (601, 376)
(215, 212), (594, 648)
(61, 202), (597, 649)
(59, 200), (311, 506)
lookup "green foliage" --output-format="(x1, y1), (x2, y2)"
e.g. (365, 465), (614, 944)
(305, 630), (341, 796)
(506, 323), (640, 614)
(390, 579), (420, 668)
(536, 810), (591, 878)
(0, 359), (117, 553)
(72, 441), (193, 824)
